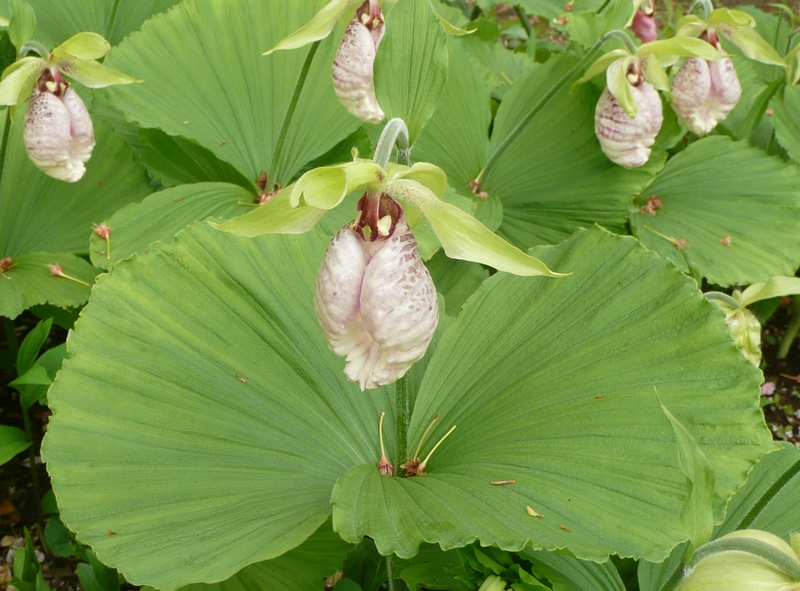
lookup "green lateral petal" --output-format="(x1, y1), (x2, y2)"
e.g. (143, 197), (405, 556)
(638, 38), (723, 60)
(607, 58), (638, 119)
(56, 32), (111, 60)
(737, 277), (800, 308)
(0, 57), (46, 105)
(54, 55), (140, 87)
(572, 50), (630, 89)
(0, 426), (31, 465)
(393, 162), (448, 199)
(43, 223), (394, 590)
(707, 8), (756, 28)
(104, 0), (359, 184)
(88, 183), (256, 269)
(374, 0), (449, 143)
(641, 55), (670, 92)
(715, 23), (785, 67)
(263, 0), (352, 55)
(25, 0), (181, 47)
(332, 226), (773, 560)
(387, 179), (563, 277)
(212, 189), (328, 237)
(0, 111), (152, 257)
(0, 252), (99, 319)
(177, 520), (352, 591)
(630, 136), (800, 287)
(291, 162), (383, 209)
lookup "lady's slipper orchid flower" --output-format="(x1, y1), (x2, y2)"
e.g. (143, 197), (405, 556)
(630, 0), (658, 43)
(215, 119), (564, 389)
(671, 32), (741, 135)
(594, 59), (663, 168)
(0, 32), (138, 181)
(24, 68), (94, 183)
(677, 530), (800, 591)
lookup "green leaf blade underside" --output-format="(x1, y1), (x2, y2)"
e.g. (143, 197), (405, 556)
(630, 136), (800, 287)
(103, 0), (359, 185)
(43, 223), (394, 591)
(177, 520), (352, 591)
(0, 253), (99, 319)
(332, 227), (774, 561)
(0, 110), (152, 258)
(88, 183), (256, 269)
(413, 38), (491, 191)
(485, 56), (663, 248)
(20, 0), (181, 47)
(374, 0), (449, 144)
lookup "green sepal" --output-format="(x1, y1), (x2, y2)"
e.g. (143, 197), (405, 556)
(658, 395), (715, 549)
(707, 8), (756, 28)
(52, 52), (140, 87)
(714, 23), (786, 68)
(263, 0), (354, 55)
(391, 162), (448, 199)
(437, 14), (474, 36)
(290, 161), (383, 209)
(211, 186), (328, 237)
(638, 37), (722, 60)
(675, 15), (707, 38)
(8, 0), (36, 53)
(642, 54), (670, 91)
(55, 32), (111, 60)
(607, 57), (638, 119)
(572, 49), (630, 90)
(737, 276), (800, 308)
(0, 56), (45, 105)
(386, 179), (565, 277)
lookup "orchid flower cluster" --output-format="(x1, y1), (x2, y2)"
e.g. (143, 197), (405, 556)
(216, 119), (564, 390)
(0, 32), (137, 182)
(580, 2), (787, 168)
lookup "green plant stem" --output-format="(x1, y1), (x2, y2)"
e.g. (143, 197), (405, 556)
(19, 41), (49, 59)
(21, 409), (48, 556)
(777, 296), (800, 359)
(2, 317), (18, 356)
(395, 375), (410, 472)
(475, 31), (628, 187)
(270, 40), (321, 179)
(104, 0), (122, 42)
(515, 5), (533, 39)
(0, 108), (13, 189)
(374, 118), (411, 168)
(689, 0), (713, 20)
(385, 555), (395, 591)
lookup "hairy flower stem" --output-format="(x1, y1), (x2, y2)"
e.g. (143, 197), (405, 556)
(385, 556), (396, 591)
(18, 41), (49, 59)
(778, 297), (800, 359)
(515, 5), (533, 40)
(689, 537), (800, 580)
(270, 41), (321, 179)
(394, 374), (410, 474)
(374, 118), (411, 168)
(689, 0), (713, 20)
(474, 30), (631, 187)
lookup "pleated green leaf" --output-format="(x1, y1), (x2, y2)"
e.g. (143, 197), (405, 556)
(176, 520), (352, 591)
(22, 0), (181, 47)
(0, 253), (99, 319)
(522, 549), (626, 591)
(88, 183), (255, 269)
(374, 0), (448, 144)
(630, 136), (800, 287)
(331, 226), (774, 561)
(43, 223), (394, 591)
(0, 111), (151, 257)
(103, 0), (359, 186)
(772, 84), (800, 165)
(638, 444), (800, 591)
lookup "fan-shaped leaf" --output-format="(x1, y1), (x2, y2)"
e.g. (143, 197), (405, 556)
(630, 136), (800, 287)
(103, 0), (360, 187)
(331, 226), (773, 560)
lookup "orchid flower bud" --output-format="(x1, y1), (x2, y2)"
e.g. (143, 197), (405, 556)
(677, 530), (800, 591)
(671, 33), (742, 136)
(332, 0), (385, 124)
(595, 62), (663, 169)
(726, 306), (762, 365)
(24, 68), (95, 183)
(630, 0), (658, 43)
(314, 192), (438, 390)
